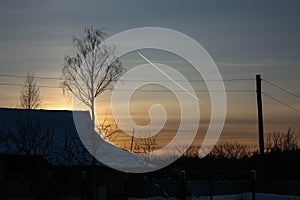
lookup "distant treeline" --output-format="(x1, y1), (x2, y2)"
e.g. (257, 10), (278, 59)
(150, 129), (300, 182)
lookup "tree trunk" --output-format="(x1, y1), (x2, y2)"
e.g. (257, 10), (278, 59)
(91, 98), (97, 200)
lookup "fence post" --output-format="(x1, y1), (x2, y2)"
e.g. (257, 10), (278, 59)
(251, 170), (256, 200)
(209, 180), (213, 200)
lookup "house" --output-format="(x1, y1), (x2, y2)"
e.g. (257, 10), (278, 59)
(0, 107), (127, 200)
(0, 107), (174, 199)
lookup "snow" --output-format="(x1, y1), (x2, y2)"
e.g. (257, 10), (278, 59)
(129, 193), (299, 200)
(0, 108), (157, 171)
(94, 136), (156, 171)
(73, 110), (156, 172)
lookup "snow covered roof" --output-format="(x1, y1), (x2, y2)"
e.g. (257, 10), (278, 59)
(0, 107), (155, 171)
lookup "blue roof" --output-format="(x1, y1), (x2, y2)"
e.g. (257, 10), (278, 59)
(0, 107), (98, 166)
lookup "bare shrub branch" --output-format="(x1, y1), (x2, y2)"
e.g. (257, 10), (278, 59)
(19, 73), (41, 109)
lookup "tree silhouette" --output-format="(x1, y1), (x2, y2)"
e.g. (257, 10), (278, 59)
(61, 26), (123, 199)
(209, 140), (251, 159)
(61, 26), (123, 128)
(19, 73), (41, 109)
(1, 113), (54, 160)
(266, 128), (298, 153)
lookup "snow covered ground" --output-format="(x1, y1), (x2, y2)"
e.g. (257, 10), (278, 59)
(129, 193), (299, 200)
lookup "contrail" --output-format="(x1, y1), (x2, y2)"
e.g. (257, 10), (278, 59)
(138, 52), (202, 103)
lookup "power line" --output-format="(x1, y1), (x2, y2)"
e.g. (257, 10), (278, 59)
(0, 74), (61, 80)
(263, 79), (300, 100)
(0, 83), (60, 89)
(118, 78), (255, 82)
(111, 89), (254, 92)
(0, 83), (254, 92)
(0, 83), (253, 92)
(0, 73), (254, 82)
(263, 92), (300, 113)
(0, 73), (255, 92)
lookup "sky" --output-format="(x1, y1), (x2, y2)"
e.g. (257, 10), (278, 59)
(0, 0), (300, 150)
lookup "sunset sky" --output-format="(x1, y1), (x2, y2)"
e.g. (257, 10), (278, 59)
(0, 0), (300, 149)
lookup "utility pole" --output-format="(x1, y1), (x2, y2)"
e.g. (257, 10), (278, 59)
(130, 128), (135, 152)
(256, 74), (264, 154)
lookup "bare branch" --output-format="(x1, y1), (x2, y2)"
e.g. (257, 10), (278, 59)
(61, 26), (123, 124)
(19, 73), (42, 109)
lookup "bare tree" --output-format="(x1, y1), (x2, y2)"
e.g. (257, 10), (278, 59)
(1, 113), (54, 159)
(266, 128), (298, 152)
(97, 117), (121, 141)
(209, 140), (251, 159)
(131, 129), (158, 159)
(61, 26), (123, 129)
(61, 26), (123, 199)
(183, 145), (200, 157)
(19, 73), (41, 109)
(56, 130), (92, 166)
